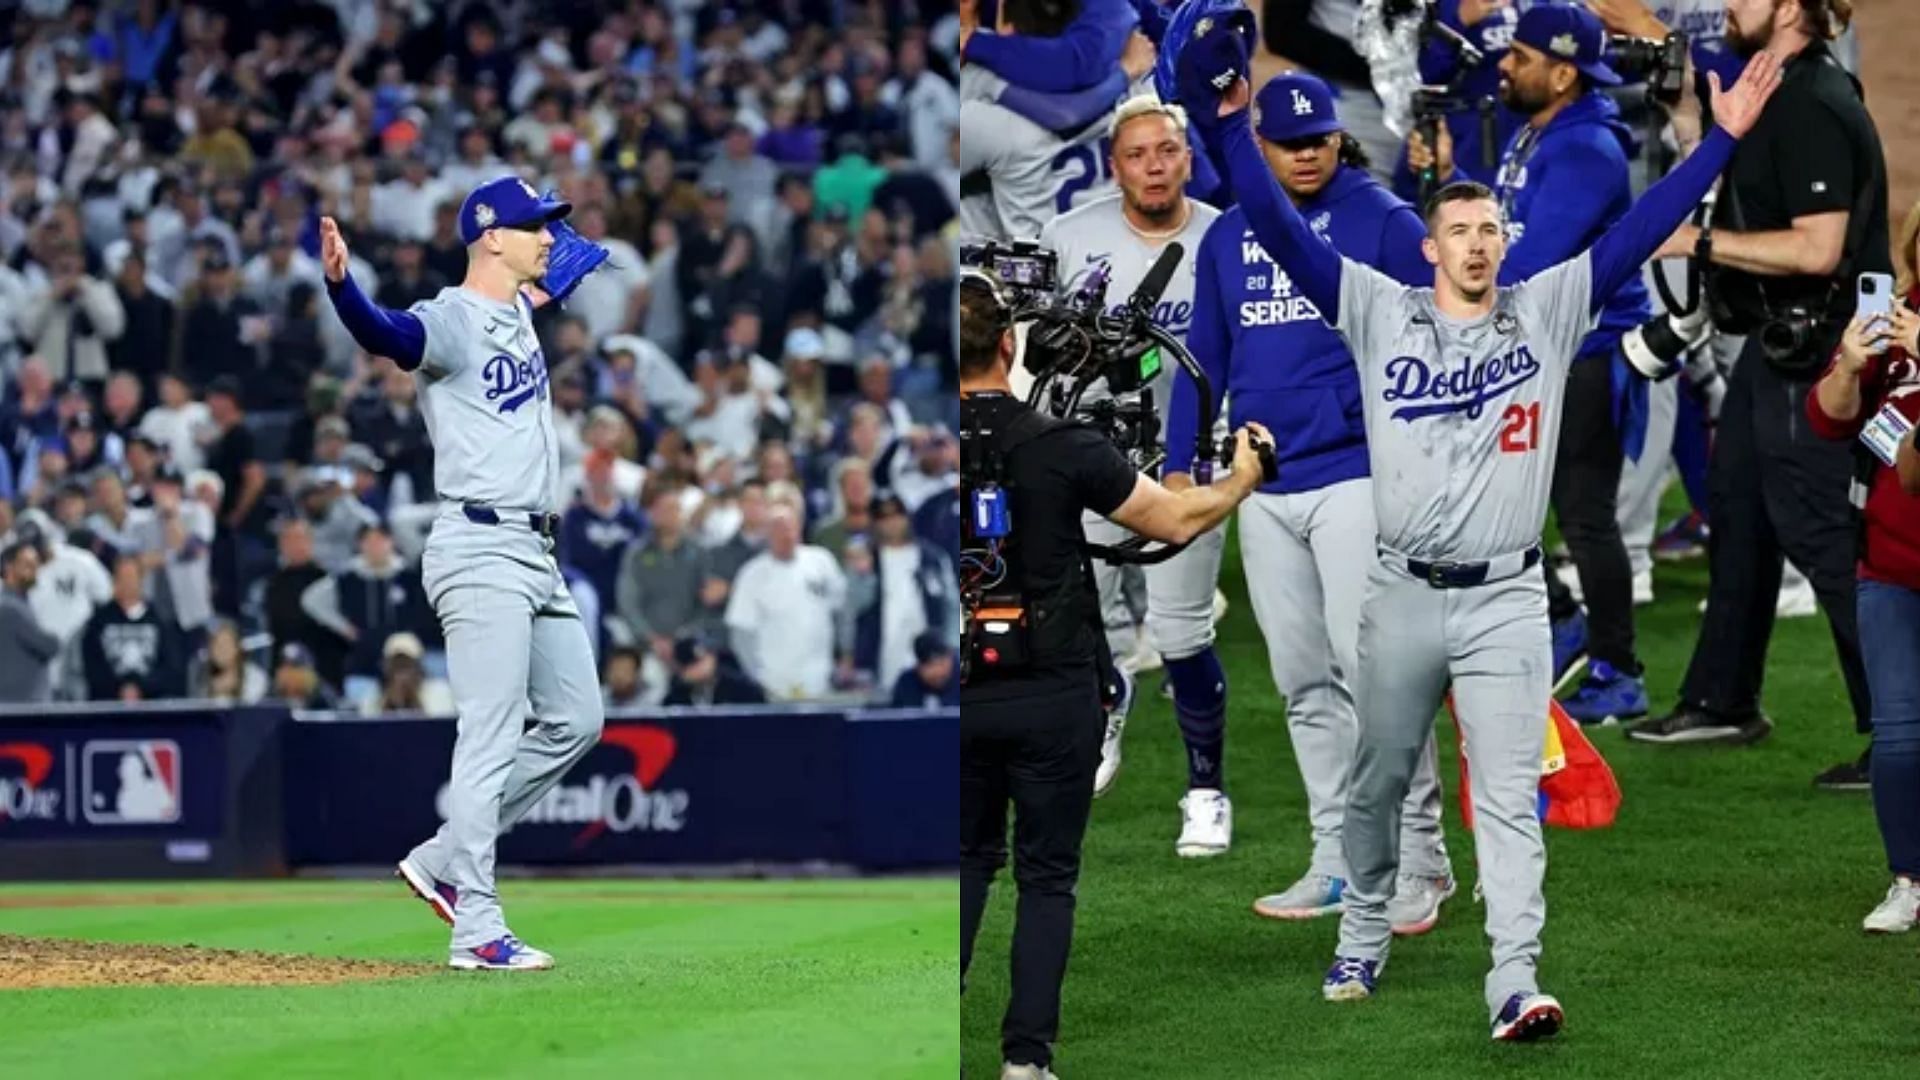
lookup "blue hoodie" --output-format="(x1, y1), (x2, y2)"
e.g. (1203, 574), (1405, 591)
(1496, 89), (1653, 361)
(1165, 165), (1431, 494)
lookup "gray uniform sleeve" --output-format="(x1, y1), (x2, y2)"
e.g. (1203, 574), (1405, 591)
(1515, 253), (1597, 380)
(406, 296), (470, 378)
(1332, 256), (1396, 367)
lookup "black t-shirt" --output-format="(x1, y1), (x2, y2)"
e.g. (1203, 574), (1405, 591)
(206, 422), (265, 533)
(1711, 42), (1890, 338)
(961, 393), (1137, 703)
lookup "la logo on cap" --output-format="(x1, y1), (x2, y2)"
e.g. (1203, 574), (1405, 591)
(474, 203), (496, 228)
(1291, 88), (1313, 116)
(1550, 32), (1578, 57)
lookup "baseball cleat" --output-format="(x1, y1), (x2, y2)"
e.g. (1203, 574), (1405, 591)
(1094, 669), (1134, 798)
(1862, 877), (1920, 934)
(1176, 788), (1231, 857)
(1491, 992), (1564, 1042)
(397, 856), (456, 926)
(450, 934), (554, 971)
(1322, 956), (1383, 1001)
(1387, 873), (1456, 937)
(1559, 661), (1649, 726)
(1000, 1063), (1059, 1080)
(1652, 511), (1707, 561)
(1252, 873), (1346, 920)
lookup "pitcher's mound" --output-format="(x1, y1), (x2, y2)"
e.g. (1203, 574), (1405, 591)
(0, 934), (429, 989)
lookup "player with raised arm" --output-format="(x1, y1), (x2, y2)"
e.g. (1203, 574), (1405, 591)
(321, 175), (613, 971)
(1174, 23), (1782, 1039)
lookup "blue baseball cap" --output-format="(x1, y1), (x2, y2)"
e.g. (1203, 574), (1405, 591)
(1153, 0), (1258, 106)
(1512, 5), (1622, 88)
(1254, 73), (1342, 144)
(457, 175), (572, 246)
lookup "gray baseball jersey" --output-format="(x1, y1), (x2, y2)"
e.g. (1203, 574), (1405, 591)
(959, 67), (1123, 241)
(1334, 254), (1596, 562)
(408, 287), (561, 513)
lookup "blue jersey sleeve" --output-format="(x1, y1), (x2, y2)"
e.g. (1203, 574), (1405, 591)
(964, 0), (1137, 94)
(1215, 114), (1342, 321)
(996, 74), (1129, 134)
(324, 273), (426, 369)
(1165, 219), (1232, 476)
(1584, 127), (1734, 316)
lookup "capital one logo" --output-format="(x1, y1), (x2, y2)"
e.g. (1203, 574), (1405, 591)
(440, 724), (690, 847)
(0, 742), (60, 824)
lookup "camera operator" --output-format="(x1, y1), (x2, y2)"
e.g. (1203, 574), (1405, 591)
(958, 273), (1266, 1080)
(1413, 5), (1656, 722)
(1389, 0), (1523, 200)
(1625, 0), (1887, 781)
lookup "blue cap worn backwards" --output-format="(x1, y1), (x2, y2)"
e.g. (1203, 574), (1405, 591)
(1512, 5), (1622, 88)
(457, 176), (573, 246)
(1254, 73), (1341, 144)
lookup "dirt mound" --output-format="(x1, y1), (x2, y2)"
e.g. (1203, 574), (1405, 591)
(0, 935), (429, 989)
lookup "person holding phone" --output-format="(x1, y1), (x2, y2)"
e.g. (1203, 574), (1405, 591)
(1806, 199), (1920, 933)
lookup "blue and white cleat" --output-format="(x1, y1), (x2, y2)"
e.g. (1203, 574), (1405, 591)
(450, 934), (554, 971)
(1491, 992), (1564, 1041)
(1321, 956), (1383, 1001)
(1252, 873), (1346, 920)
(1560, 661), (1649, 726)
(396, 856), (455, 926)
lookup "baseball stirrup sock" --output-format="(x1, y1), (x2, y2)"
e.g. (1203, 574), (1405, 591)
(1167, 649), (1228, 789)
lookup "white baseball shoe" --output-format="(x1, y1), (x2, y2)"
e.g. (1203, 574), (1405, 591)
(450, 934), (554, 971)
(1863, 877), (1920, 934)
(1387, 873), (1456, 936)
(1093, 669), (1134, 798)
(1632, 568), (1654, 606)
(1252, 873), (1346, 920)
(1001, 1063), (1059, 1080)
(1176, 788), (1231, 857)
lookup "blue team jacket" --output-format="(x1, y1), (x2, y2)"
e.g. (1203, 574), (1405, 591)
(1167, 165), (1430, 495)
(1496, 91), (1654, 360)
(1392, 0), (1527, 199)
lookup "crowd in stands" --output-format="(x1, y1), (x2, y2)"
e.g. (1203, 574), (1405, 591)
(0, 0), (964, 713)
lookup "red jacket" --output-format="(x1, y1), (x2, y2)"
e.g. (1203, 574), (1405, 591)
(1805, 288), (1920, 591)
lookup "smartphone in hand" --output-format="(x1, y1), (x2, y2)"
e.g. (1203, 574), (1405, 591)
(1857, 272), (1896, 328)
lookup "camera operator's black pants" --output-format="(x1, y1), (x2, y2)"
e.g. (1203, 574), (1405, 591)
(1678, 335), (1872, 731)
(1543, 350), (1638, 671)
(961, 673), (1103, 1070)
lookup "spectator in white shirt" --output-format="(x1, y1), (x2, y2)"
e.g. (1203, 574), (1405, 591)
(683, 352), (767, 464)
(565, 204), (651, 341)
(17, 515), (111, 701)
(883, 37), (958, 172)
(440, 126), (509, 195)
(138, 372), (213, 474)
(240, 226), (323, 318)
(724, 502), (847, 700)
(370, 153), (449, 243)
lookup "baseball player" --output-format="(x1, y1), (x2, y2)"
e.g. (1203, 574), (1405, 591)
(1037, 92), (1232, 856)
(1168, 72), (1455, 929)
(959, 0), (1140, 241)
(321, 175), (612, 971)
(1176, 23), (1780, 1038)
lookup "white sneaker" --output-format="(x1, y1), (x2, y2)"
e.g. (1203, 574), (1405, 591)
(1252, 873), (1346, 920)
(1212, 588), (1230, 623)
(1776, 576), (1818, 619)
(1120, 633), (1161, 674)
(1862, 877), (1920, 934)
(1093, 669), (1133, 798)
(1001, 1064), (1059, 1080)
(1387, 874), (1457, 937)
(1632, 569), (1654, 606)
(1176, 788), (1231, 857)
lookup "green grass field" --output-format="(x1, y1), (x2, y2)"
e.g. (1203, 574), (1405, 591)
(963, 515), (1920, 1078)
(0, 877), (955, 1078)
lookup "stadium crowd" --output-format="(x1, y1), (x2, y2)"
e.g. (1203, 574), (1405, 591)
(0, 0), (965, 713)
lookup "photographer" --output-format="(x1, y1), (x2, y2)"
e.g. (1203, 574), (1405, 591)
(1413, 6), (1656, 722)
(1626, 0), (1887, 782)
(959, 272), (1266, 1079)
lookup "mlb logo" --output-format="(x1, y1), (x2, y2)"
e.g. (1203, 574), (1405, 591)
(82, 740), (181, 825)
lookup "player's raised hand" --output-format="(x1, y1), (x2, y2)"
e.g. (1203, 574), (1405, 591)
(319, 217), (349, 283)
(1709, 49), (1784, 139)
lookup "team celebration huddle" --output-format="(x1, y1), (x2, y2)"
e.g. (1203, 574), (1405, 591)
(958, 0), (1917, 1075)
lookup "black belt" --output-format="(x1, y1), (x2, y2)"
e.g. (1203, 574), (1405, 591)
(1402, 544), (1541, 589)
(462, 504), (560, 538)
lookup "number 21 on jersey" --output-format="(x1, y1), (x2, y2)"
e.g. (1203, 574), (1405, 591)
(1499, 401), (1542, 453)
(1052, 137), (1114, 213)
